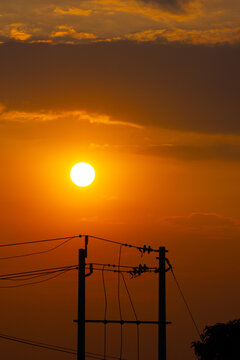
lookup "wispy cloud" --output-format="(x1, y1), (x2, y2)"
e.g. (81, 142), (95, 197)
(164, 212), (239, 228)
(139, 143), (240, 161)
(79, 111), (143, 129)
(0, 108), (142, 129)
(160, 212), (240, 240)
(126, 26), (240, 44)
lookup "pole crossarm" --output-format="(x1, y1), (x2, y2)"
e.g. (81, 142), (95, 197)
(74, 319), (171, 325)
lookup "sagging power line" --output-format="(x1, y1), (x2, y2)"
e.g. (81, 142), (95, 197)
(0, 332), (126, 360)
(0, 238), (73, 260)
(0, 263), (156, 281)
(0, 234), (159, 256)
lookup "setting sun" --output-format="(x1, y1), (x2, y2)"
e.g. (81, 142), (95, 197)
(70, 162), (95, 187)
(1, 2), (240, 358)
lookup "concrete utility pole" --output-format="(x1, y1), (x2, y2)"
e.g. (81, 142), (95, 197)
(158, 246), (167, 360)
(78, 248), (86, 360)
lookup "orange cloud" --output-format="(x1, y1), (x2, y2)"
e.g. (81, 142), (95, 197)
(0, 109), (142, 128)
(126, 26), (240, 44)
(54, 7), (92, 16)
(30, 40), (52, 44)
(10, 27), (31, 41)
(50, 26), (96, 40)
(79, 111), (143, 128)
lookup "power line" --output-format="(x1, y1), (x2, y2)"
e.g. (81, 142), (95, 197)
(91, 262), (157, 270)
(0, 332), (76, 352)
(7, 271), (67, 282)
(0, 333), (76, 355)
(0, 264), (128, 281)
(90, 263), (158, 277)
(0, 235), (80, 248)
(86, 235), (159, 254)
(0, 270), (69, 288)
(91, 267), (155, 275)
(0, 333), (125, 359)
(0, 265), (77, 280)
(0, 238), (72, 260)
(0, 264), (157, 284)
(0, 234), (159, 255)
(121, 273), (138, 322)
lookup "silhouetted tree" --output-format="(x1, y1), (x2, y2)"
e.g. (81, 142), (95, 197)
(192, 319), (240, 359)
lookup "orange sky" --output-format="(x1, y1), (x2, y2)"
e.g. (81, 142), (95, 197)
(0, 1), (240, 359)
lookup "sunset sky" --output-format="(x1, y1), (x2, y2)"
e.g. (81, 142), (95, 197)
(0, 1), (240, 359)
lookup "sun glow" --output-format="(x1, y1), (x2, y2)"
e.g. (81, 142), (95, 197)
(70, 162), (95, 187)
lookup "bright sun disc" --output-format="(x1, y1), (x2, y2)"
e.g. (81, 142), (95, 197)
(70, 162), (95, 187)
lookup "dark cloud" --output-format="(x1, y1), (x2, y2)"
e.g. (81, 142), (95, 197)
(0, 41), (239, 134)
(140, 0), (196, 12)
(141, 144), (240, 161)
(164, 212), (239, 227)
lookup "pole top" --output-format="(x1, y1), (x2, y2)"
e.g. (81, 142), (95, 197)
(158, 246), (168, 252)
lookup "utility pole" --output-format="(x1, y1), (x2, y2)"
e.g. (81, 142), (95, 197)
(158, 246), (167, 360)
(78, 248), (86, 360)
(75, 238), (169, 360)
